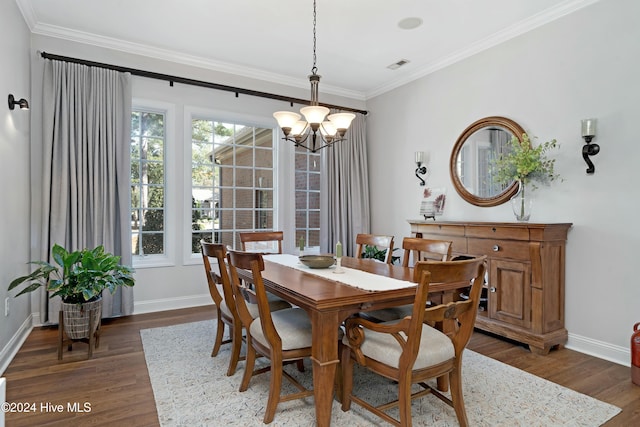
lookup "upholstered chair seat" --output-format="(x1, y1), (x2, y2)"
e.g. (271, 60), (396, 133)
(342, 320), (454, 369)
(250, 308), (314, 351)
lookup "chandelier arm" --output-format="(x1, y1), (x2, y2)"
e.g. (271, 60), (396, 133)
(282, 132), (344, 153)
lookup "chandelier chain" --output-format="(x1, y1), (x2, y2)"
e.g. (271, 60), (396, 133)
(312, 0), (317, 75)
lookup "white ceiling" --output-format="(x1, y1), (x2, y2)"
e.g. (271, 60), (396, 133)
(16, 0), (596, 100)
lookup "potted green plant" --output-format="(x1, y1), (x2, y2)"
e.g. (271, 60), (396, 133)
(493, 133), (561, 221)
(361, 245), (400, 264)
(8, 244), (135, 340)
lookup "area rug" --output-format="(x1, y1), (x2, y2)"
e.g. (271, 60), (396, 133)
(141, 321), (621, 426)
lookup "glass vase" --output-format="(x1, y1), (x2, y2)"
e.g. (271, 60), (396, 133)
(510, 180), (532, 222)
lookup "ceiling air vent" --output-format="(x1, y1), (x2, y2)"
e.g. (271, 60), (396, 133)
(387, 59), (410, 70)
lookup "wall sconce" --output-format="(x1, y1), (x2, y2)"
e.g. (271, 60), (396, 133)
(8, 94), (29, 110)
(415, 151), (428, 186)
(581, 118), (599, 174)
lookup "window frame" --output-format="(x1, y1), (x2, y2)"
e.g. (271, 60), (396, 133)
(295, 148), (321, 253)
(131, 99), (176, 269)
(183, 107), (281, 264)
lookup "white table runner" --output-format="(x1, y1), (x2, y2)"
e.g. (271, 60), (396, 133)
(263, 254), (415, 292)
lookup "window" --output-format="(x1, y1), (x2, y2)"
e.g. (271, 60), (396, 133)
(131, 109), (166, 258)
(190, 118), (275, 254)
(295, 148), (321, 251)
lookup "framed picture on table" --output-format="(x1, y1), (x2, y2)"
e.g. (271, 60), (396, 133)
(419, 187), (446, 220)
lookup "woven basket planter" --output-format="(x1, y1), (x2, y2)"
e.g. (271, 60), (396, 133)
(61, 297), (102, 340)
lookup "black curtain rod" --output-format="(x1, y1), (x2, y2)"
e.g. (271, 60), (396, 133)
(40, 52), (368, 115)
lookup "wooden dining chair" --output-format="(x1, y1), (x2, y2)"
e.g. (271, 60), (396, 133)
(355, 233), (395, 264)
(239, 231), (284, 254)
(361, 237), (453, 323)
(201, 241), (290, 376)
(401, 237), (452, 267)
(341, 256), (487, 427)
(227, 250), (314, 424)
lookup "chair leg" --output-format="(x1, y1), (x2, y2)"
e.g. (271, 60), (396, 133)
(449, 362), (469, 427)
(239, 344), (256, 392)
(340, 345), (353, 411)
(264, 353), (283, 424)
(334, 349), (343, 403)
(398, 372), (413, 427)
(212, 310), (225, 357)
(226, 323), (243, 376)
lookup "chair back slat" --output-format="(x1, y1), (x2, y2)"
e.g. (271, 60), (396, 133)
(201, 240), (232, 306)
(239, 231), (284, 254)
(227, 250), (280, 345)
(414, 256), (487, 354)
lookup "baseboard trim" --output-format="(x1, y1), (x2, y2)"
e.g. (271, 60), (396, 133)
(133, 294), (213, 315)
(566, 332), (629, 367)
(0, 316), (33, 376)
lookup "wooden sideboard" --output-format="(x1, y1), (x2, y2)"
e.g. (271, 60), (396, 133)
(408, 220), (572, 355)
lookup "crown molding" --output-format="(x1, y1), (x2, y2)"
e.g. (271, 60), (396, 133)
(15, 0), (37, 29)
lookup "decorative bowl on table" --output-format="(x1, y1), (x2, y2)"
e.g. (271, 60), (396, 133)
(299, 254), (336, 269)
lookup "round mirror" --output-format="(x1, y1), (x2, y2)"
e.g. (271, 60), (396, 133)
(449, 116), (525, 207)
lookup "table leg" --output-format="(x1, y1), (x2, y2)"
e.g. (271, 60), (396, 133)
(309, 310), (340, 427)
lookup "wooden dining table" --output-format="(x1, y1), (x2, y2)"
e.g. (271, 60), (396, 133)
(243, 255), (467, 427)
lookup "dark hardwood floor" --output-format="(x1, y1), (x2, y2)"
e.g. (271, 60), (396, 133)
(3, 306), (639, 426)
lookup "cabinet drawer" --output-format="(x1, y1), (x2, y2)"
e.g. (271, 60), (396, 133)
(418, 233), (467, 254)
(467, 238), (530, 261)
(411, 223), (465, 237)
(466, 225), (530, 241)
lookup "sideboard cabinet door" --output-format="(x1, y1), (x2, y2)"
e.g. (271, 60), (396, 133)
(489, 259), (531, 329)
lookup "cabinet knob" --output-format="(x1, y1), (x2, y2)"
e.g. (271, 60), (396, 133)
(490, 287), (497, 293)
(492, 245), (500, 252)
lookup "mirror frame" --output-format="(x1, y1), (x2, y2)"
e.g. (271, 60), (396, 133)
(449, 116), (526, 207)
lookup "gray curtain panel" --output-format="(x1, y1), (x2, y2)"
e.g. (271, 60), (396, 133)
(320, 113), (371, 257)
(41, 59), (133, 321)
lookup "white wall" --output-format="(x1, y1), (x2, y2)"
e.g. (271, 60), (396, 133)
(366, 0), (639, 365)
(0, 0), (33, 374)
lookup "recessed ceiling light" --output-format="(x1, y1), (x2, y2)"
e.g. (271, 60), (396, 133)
(398, 17), (423, 30)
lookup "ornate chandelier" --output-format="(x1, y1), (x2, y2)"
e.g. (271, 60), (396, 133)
(273, 0), (355, 153)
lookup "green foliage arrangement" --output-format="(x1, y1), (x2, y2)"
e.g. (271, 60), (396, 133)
(8, 244), (135, 305)
(361, 245), (400, 264)
(493, 133), (561, 189)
